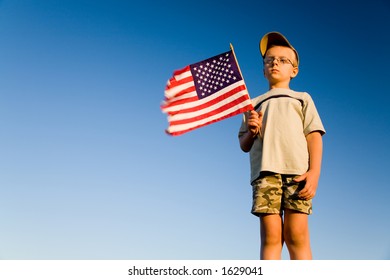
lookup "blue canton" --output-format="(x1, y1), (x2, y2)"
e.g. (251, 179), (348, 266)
(190, 50), (242, 99)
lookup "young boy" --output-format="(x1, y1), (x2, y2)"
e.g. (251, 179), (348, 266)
(238, 32), (325, 260)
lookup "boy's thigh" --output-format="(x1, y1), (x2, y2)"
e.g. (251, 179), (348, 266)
(251, 172), (283, 216)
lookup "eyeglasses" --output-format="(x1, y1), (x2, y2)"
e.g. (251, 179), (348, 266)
(263, 56), (295, 66)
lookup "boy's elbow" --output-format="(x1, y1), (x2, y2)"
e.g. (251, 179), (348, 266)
(239, 137), (251, 153)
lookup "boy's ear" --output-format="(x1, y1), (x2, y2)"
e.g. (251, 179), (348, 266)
(290, 67), (299, 79)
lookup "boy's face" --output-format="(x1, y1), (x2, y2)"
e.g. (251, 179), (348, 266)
(263, 46), (299, 87)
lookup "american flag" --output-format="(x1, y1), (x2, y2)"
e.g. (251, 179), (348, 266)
(161, 49), (253, 136)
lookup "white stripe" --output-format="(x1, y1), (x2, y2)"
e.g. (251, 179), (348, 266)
(161, 91), (198, 112)
(167, 87), (249, 122)
(167, 99), (252, 133)
(164, 80), (195, 99)
(173, 70), (192, 81)
(164, 80), (246, 112)
(163, 91), (197, 105)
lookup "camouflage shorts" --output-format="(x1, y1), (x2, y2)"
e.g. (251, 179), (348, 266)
(251, 172), (312, 216)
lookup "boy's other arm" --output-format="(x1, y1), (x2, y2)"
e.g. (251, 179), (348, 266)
(306, 131), (323, 176)
(295, 131), (323, 200)
(239, 111), (263, 152)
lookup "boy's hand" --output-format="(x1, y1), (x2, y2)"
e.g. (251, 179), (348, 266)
(247, 110), (263, 137)
(294, 170), (320, 200)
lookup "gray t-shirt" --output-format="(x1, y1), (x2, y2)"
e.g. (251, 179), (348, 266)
(239, 88), (326, 183)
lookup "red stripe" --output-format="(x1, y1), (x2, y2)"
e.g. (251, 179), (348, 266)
(161, 95), (199, 110)
(166, 104), (253, 136)
(168, 85), (196, 99)
(168, 94), (251, 126)
(172, 65), (190, 76)
(164, 84), (247, 115)
(162, 85), (197, 105)
(166, 75), (193, 90)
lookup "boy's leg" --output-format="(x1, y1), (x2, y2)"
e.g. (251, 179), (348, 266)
(259, 213), (283, 259)
(251, 173), (284, 259)
(283, 209), (312, 260)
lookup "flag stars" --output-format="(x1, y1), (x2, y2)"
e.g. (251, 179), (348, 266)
(190, 51), (242, 99)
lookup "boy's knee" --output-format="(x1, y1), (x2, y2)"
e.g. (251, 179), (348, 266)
(261, 230), (283, 246)
(262, 236), (281, 246)
(284, 229), (308, 247)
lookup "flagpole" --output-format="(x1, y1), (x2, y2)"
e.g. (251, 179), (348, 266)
(230, 43), (252, 99)
(230, 43), (253, 105)
(229, 43), (245, 82)
(230, 43), (259, 138)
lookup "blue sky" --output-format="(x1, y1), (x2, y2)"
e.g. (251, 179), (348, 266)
(0, 0), (389, 260)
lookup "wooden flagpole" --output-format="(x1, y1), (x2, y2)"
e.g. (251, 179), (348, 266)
(230, 43), (258, 139)
(230, 43), (245, 82)
(230, 43), (253, 108)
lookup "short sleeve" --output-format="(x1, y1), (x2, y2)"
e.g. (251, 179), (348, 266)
(302, 94), (326, 136)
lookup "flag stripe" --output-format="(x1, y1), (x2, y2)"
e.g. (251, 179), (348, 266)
(166, 100), (253, 135)
(172, 65), (191, 77)
(162, 95), (199, 110)
(168, 93), (252, 125)
(167, 82), (247, 119)
(171, 67), (192, 81)
(164, 81), (195, 99)
(163, 85), (196, 101)
(166, 76), (193, 90)
(164, 68), (193, 99)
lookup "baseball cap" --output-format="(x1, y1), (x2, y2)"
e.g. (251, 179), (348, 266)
(259, 31), (299, 66)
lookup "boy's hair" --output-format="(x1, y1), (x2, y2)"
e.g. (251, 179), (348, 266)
(260, 32), (299, 66)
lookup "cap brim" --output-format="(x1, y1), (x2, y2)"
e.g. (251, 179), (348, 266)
(259, 32), (299, 65)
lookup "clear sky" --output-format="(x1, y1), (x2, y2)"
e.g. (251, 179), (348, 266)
(0, 0), (389, 260)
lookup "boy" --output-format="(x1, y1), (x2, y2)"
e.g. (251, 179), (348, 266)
(238, 32), (325, 259)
